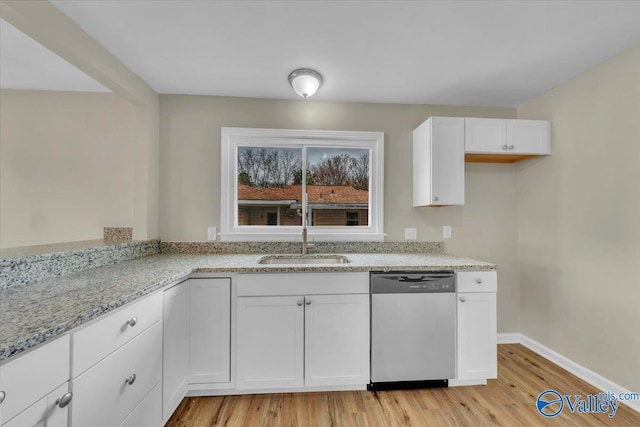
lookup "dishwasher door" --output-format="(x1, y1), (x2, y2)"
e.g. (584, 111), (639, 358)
(371, 292), (456, 383)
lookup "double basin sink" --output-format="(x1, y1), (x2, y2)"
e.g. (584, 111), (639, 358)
(258, 255), (351, 265)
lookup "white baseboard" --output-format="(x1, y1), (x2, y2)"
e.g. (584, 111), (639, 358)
(496, 332), (521, 344)
(448, 379), (486, 387)
(497, 333), (639, 413)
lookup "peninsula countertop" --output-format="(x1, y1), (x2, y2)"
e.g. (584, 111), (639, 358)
(0, 252), (495, 361)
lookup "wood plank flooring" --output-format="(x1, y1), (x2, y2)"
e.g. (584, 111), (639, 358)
(166, 344), (640, 426)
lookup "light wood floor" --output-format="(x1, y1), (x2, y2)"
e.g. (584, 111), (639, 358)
(166, 344), (640, 426)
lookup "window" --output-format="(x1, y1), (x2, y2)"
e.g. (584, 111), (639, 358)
(220, 127), (384, 241)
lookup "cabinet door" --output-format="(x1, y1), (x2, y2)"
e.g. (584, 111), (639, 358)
(304, 294), (370, 387)
(3, 383), (69, 427)
(189, 278), (231, 384)
(464, 118), (507, 153)
(413, 117), (464, 206)
(236, 296), (304, 390)
(506, 119), (551, 154)
(162, 282), (189, 422)
(457, 292), (497, 380)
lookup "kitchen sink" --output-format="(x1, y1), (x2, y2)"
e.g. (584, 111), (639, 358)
(258, 255), (351, 265)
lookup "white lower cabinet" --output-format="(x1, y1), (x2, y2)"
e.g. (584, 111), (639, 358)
(236, 275), (370, 392)
(189, 278), (231, 385)
(119, 383), (161, 427)
(72, 322), (162, 427)
(456, 271), (498, 381)
(3, 383), (69, 427)
(162, 281), (190, 422)
(0, 335), (70, 427)
(304, 294), (369, 387)
(236, 296), (304, 390)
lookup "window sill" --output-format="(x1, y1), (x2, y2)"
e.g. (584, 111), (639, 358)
(219, 232), (386, 242)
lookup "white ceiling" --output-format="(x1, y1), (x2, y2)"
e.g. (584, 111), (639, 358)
(47, 1), (640, 106)
(0, 19), (109, 93)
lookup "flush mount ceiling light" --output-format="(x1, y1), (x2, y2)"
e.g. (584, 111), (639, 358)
(288, 68), (323, 98)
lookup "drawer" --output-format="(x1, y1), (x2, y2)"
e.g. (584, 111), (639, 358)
(119, 383), (161, 427)
(72, 321), (162, 427)
(72, 291), (162, 377)
(0, 335), (70, 424)
(237, 272), (369, 296)
(456, 271), (497, 293)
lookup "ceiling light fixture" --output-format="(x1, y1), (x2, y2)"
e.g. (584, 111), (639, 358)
(288, 68), (323, 98)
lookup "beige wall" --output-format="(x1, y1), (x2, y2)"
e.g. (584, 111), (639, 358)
(1, 0), (160, 241)
(517, 46), (640, 392)
(159, 95), (520, 332)
(0, 90), (137, 247)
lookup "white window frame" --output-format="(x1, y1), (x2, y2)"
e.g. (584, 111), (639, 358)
(220, 127), (384, 241)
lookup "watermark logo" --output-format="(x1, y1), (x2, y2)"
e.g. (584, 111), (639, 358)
(536, 390), (564, 418)
(535, 389), (635, 418)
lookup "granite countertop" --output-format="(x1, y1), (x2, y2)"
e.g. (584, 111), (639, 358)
(0, 252), (495, 362)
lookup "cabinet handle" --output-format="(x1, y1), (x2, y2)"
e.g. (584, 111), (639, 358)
(0, 390), (5, 404)
(508, 145), (515, 150)
(56, 392), (73, 408)
(433, 196), (439, 202)
(305, 298), (311, 306)
(126, 317), (137, 327)
(502, 145), (508, 150)
(459, 296), (466, 302)
(125, 374), (136, 385)
(296, 300), (303, 306)
(475, 278), (483, 284)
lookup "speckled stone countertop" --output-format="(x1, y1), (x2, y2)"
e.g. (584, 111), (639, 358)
(0, 252), (495, 362)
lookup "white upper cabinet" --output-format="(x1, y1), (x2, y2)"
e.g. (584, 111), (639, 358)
(413, 117), (465, 206)
(464, 118), (507, 153)
(465, 118), (551, 159)
(506, 119), (551, 154)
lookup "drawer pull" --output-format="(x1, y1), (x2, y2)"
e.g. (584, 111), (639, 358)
(305, 298), (312, 306)
(56, 392), (73, 408)
(475, 278), (483, 284)
(296, 300), (303, 306)
(125, 374), (137, 386)
(0, 390), (5, 404)
(459, 296), (466, 302)
(126, 317), (138, 327)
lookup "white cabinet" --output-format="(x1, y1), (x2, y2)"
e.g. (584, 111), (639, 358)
(0, 335), (70, 426)
(507, 119), (551, 154)
(236, 296), (304, 390)
(455, 271), (497, 381)
(236, 272), (370, 392)
(162, 282), (190, 422)
(72, 322), (162, 427)
(2, 383), (69, 427)
(465, 118), (550, 156)
(413, 117), (465, 206)
(304, 294), (369, 387)
(189, 278), (231, 385)
(464, 118), (507, 153)
(119, 384), (161, 427)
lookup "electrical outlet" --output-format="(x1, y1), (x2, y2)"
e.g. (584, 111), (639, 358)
(443, 226), (452, 239)
(404, 228), (417, 240)
(207, 227), (217, 241)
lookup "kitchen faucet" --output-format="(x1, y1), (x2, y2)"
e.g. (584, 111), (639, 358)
(300, 193), (314, 255)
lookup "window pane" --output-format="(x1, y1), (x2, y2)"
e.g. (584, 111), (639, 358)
(237, 146), (303, 226)
(307, 147), (370, 227)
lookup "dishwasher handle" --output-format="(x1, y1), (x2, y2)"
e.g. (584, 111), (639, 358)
(399, 276), (428, 282)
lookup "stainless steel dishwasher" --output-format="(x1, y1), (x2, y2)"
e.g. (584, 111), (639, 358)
(369, 271), (456, 391)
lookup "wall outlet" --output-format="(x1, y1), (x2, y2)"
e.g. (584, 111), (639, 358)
(443, 225), (452, 239)
(207, 227), (217, 241)
(404, 228), (418, 240)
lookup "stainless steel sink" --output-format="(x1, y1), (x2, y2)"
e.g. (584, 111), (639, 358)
(258, 255), (351, 265)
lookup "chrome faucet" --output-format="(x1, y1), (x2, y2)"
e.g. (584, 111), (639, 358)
(302, 227), (309, 255)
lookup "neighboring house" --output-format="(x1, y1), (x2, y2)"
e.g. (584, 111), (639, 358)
(237, 184), (369, 226)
